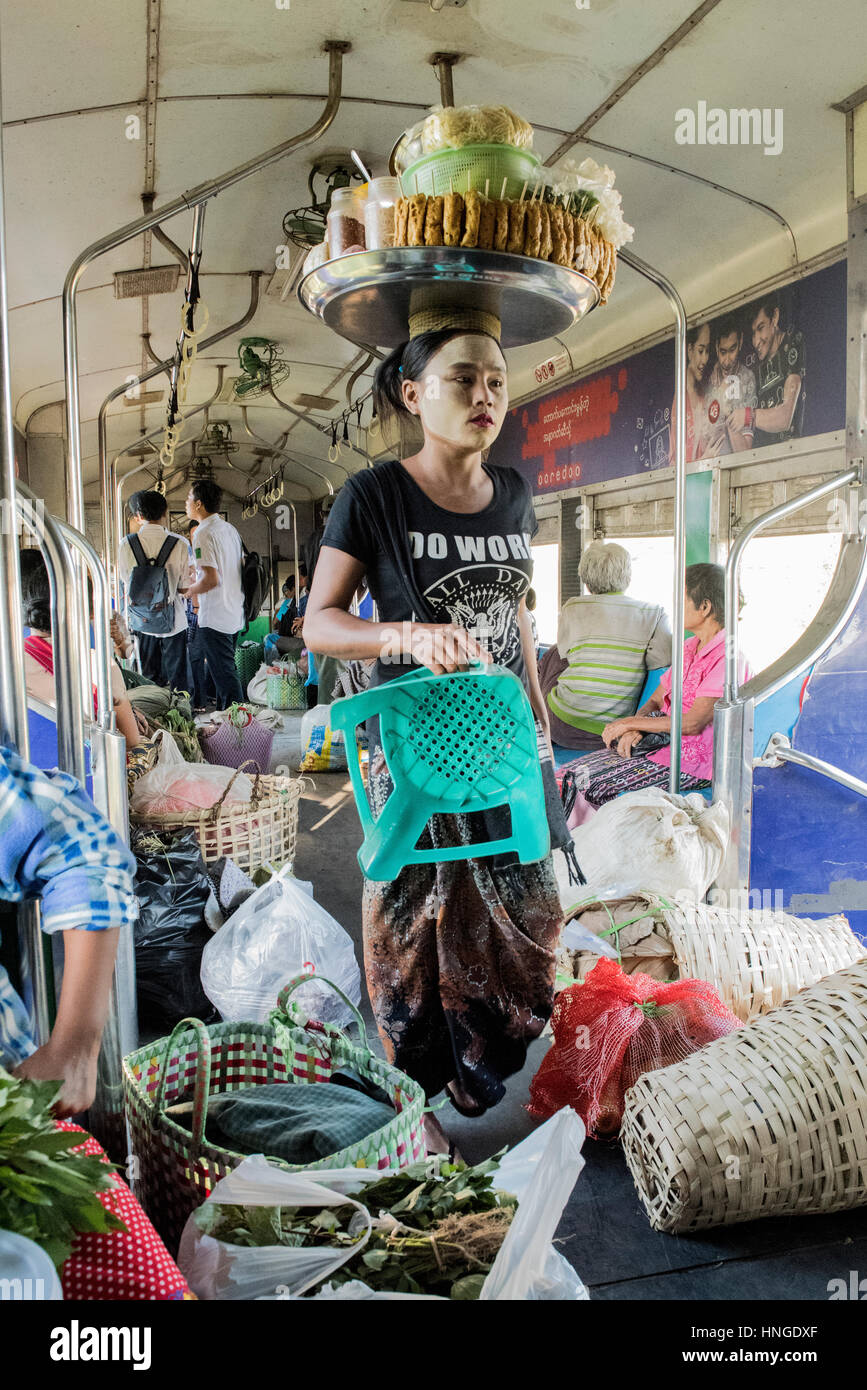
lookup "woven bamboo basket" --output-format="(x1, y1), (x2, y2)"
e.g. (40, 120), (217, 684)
(130, 761), (304, 874)
(660, 900), (865, 1022)
(621, 957), (867, 1232)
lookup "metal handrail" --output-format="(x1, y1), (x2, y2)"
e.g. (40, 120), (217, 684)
(241, 409), (334, 496)
(724, 465), (862, 702)
(112, 366), (226, 582)
(16, 485), (87, 780)
(98, 272), (262, 592)
(63, 41), (349, 538)
(759, 731), (867, 801)
(56, 520), (114, 733)
(618, 249), (687, 791)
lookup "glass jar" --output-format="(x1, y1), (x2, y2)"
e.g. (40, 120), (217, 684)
(364, 176), (402, 250)
(326, 187), (366, 257)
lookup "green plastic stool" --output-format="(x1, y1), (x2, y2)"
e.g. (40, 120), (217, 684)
(330, 662), (550, 881)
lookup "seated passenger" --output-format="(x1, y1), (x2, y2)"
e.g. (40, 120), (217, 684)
(545, 541), (672, 751)
(565, 562), (748, 814)
(263, 567), (307, 661)
(20, 550), (142, 752)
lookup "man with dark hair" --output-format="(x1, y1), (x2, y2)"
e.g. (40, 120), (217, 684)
(702, 315), (758, 455)
(119, 489), (188, 689)
(729, 298), (805, 448)
(184, 479), (244, 707)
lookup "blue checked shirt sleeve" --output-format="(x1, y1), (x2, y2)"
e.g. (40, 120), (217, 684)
(0, 746), (137, 934)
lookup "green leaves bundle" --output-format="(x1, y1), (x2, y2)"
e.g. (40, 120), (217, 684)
(0, 1066), (127, 1269)
(195, 1152), (517, 1299)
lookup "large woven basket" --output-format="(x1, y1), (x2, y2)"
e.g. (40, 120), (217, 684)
(130, 761), (303, 874)
(266, 662), (306, 711)
(621, 957), (867, 1232)
(123, 976), (426, 1253)
(660, 900), (865, 1022)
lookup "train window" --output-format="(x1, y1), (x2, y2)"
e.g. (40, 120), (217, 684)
(624, 536), (674, 619)
(734, 533), (842, 675)
(530, 542), (560, 645)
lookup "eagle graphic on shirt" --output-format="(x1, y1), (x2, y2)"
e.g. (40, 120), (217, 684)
(423, 564), (529, 666)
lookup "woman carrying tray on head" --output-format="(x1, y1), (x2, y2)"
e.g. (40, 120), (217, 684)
(303, 309), (564, 1132)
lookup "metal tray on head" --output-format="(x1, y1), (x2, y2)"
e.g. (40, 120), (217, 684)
(297, 246), (599, 349)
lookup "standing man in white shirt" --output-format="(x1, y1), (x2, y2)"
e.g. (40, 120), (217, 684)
(184, 479), (245, 708)
(118, 490), (189, 690)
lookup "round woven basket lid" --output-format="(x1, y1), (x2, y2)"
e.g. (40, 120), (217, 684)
(408, 302), (501, 340)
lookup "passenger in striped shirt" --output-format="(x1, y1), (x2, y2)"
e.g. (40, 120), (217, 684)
(547, 541), (672, 750)
(0, 745), (137, 1115)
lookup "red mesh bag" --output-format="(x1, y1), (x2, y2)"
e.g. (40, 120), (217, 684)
(528, 958), (742, 1138)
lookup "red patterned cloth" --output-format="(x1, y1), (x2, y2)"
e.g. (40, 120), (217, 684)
(57, 1122), (195, 1301)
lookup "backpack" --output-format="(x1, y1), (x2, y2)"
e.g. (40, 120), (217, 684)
(125, 533), (183, 635)
(240, 543), (271, 627)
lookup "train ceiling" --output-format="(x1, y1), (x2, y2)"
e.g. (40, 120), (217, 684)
(1, 0), (860, 498)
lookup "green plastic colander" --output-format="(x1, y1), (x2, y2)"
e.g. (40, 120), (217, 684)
(330, 661), (550, 881)
(399, 143), (542, 200)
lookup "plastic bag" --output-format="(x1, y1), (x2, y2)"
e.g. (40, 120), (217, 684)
(567, 788), (729, 901)
(129, 730), (253, 816)
(176, 1110), (587, 1301)
(299, 704), (347, 773)
(528, 957), (741, 1138)
(200, 863), (361, 1028)
(132, 827), (220, 1030)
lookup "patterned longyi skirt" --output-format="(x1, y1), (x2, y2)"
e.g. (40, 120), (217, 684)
(362, 759), (564, 1110)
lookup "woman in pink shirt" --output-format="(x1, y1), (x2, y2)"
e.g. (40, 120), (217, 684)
(565, 564), (746, 810)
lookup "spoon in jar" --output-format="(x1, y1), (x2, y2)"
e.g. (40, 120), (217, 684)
(351, 149), (373, 183)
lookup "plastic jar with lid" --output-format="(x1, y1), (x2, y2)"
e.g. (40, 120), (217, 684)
(326, 187), (366, 257)
(364, 177), (402, 251)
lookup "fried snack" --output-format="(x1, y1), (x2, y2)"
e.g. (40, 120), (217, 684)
(523, 201), (542, 257)
(395, 197), (409, 247)
(538, 203), (553, 261)
(585, 225), (600, 279)
(477, 196), (496, 250)
(424, 194), (445, 246)
(599, 237), (612, 290)
(507, 198), (527, 254)
(460, 190), (482, 247)
(407, 193), (427, 247)
(549, 205), (568, 266)
(601, 249), (617, 304)
(493, 199), (510, 252)
(443, 192), (464, 246)
(573, 216), (587, 271)
(562, 210), (575, 268)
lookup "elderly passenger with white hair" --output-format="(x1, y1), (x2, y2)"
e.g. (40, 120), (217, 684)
(544, 540), (672, 751)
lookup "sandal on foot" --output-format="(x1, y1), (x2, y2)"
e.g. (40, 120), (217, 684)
(445, 1084), (488, 1119)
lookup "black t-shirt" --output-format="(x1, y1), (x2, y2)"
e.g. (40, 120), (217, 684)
(754, 329), (806, 447)
(322, 460), (538, 685)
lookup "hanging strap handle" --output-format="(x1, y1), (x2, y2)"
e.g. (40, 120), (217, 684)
(153, 1016), (212, 1148)
(274, 972), (367, 1041)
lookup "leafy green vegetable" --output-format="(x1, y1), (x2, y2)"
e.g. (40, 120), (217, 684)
(197, 1151), (517, 1299)
(0, 1066), (127, 1269)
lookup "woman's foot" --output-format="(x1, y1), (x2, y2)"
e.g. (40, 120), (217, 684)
(444, 1080), (488, 1120)
(422, 1112), (463, 1164)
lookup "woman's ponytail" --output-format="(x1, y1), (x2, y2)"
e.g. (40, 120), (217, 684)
(372, 342), (408, 424)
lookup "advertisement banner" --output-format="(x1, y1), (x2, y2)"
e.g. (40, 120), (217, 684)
(491, 260), (846, 495)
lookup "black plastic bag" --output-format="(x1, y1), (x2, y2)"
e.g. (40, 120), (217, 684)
(132, 827), (219, 1032)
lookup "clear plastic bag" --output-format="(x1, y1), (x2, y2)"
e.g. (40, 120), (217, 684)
(177, 1110), (588, 1301)
(200, 863), (362, 1028)
(129, 730), (253, 815)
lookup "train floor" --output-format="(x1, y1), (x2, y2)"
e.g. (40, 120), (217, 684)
(291, 714), (867, 1302)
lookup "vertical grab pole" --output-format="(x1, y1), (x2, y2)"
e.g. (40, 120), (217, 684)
(617, 250), (687, 792)
(56, 515), (136, 1153)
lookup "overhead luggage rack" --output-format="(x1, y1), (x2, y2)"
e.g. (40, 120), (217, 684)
(297, 245), (600, 348)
